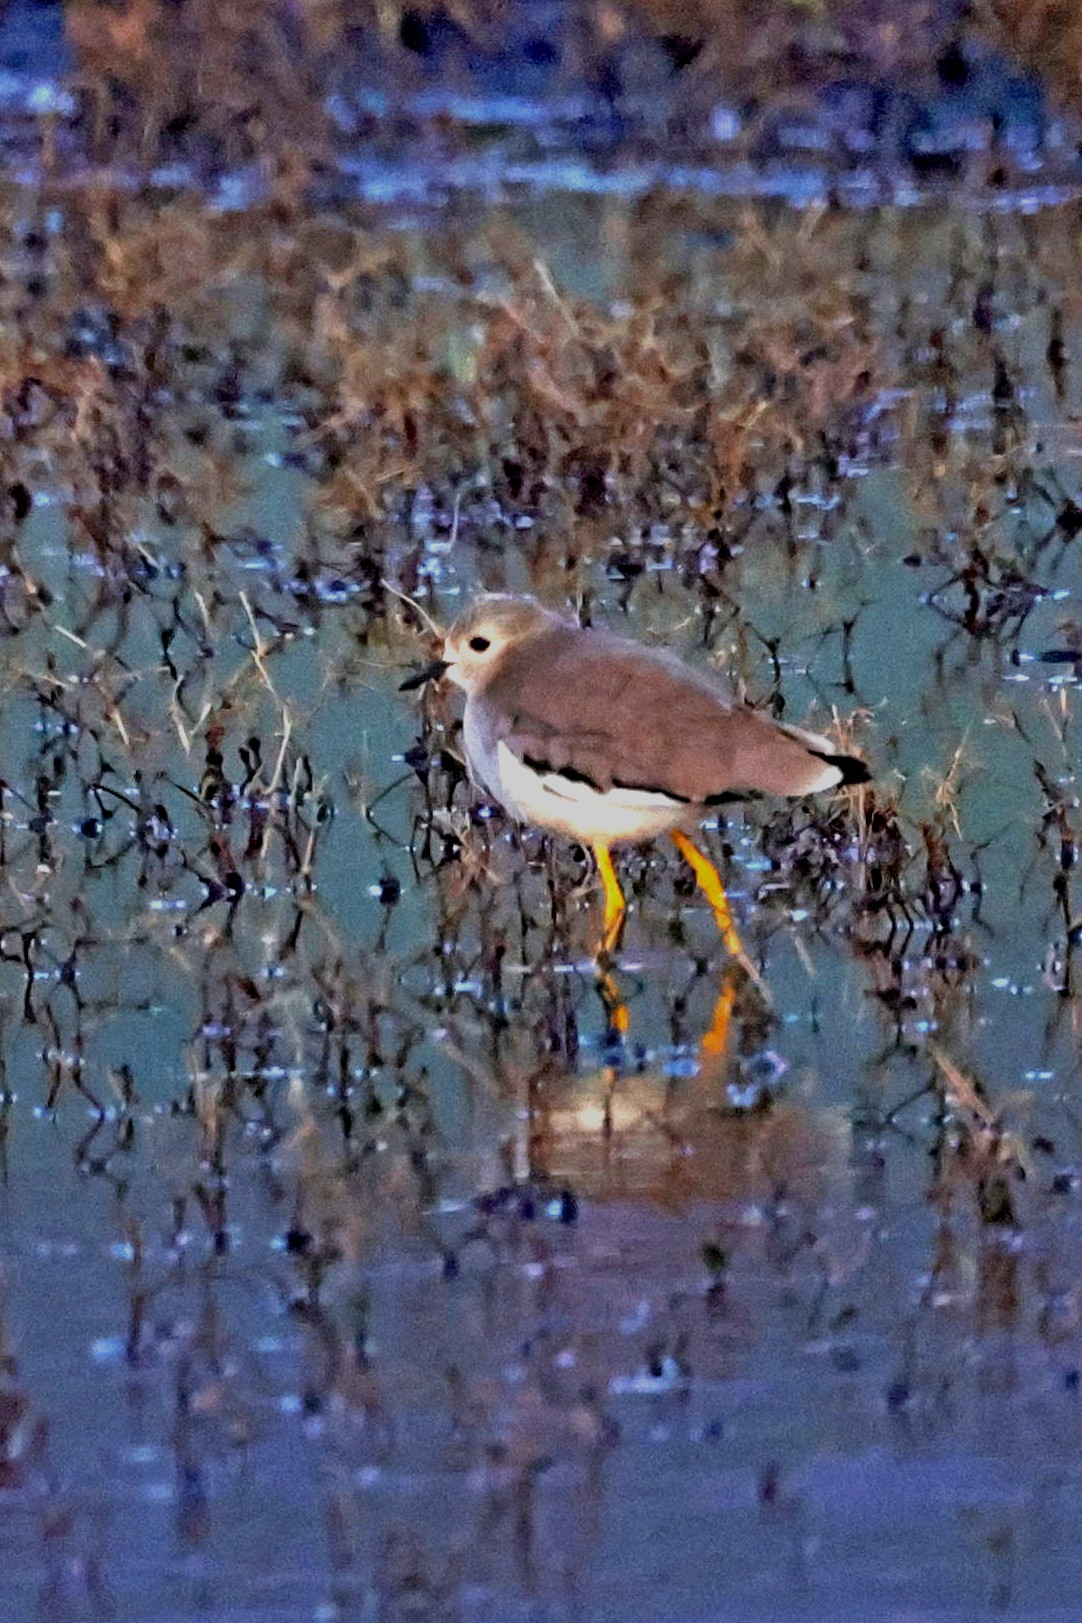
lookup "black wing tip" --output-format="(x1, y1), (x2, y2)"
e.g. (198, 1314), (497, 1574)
(823, 752), (872, 787)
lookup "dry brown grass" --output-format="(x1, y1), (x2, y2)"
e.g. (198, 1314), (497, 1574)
(60, 0), (1062, 174)
(66, 0), (338, 166)
(977, 0), (1082, 102)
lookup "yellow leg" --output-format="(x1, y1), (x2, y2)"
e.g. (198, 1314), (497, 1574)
(592, 843), (630, 1039)
(595, 842), (627, 956)
(670, 830), (744, 959)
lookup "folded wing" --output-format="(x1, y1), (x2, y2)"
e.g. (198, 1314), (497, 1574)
(475, 626), (867, 803)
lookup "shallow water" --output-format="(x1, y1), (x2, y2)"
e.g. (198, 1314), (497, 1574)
(1, 27), (1082, 1618)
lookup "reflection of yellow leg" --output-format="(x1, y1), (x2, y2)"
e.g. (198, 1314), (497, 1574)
(671, 830), (743, 958)
(701, 974), (737, 1059)
(594, 842), (626, 955)
(595, 961), (630, 1038)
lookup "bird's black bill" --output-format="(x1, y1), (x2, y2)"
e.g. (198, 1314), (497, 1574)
(399, 659), (449, 692)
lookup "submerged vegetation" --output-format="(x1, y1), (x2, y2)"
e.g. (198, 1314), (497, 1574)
(0, 0), (1081, 1617)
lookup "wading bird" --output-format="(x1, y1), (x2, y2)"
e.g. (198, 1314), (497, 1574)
(402, 594), (870, 960)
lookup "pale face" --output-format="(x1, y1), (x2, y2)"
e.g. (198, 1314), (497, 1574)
(442, 595), (559, 694)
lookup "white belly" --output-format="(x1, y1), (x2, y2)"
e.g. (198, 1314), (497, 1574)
(465, 721), (689, 845)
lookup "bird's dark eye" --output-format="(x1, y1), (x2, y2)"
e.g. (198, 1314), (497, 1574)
(468, 635), (491, 653)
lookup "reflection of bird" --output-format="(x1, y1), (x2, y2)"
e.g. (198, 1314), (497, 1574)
(403, 594), (870, 955)
(528, 1061), (850, 1216)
